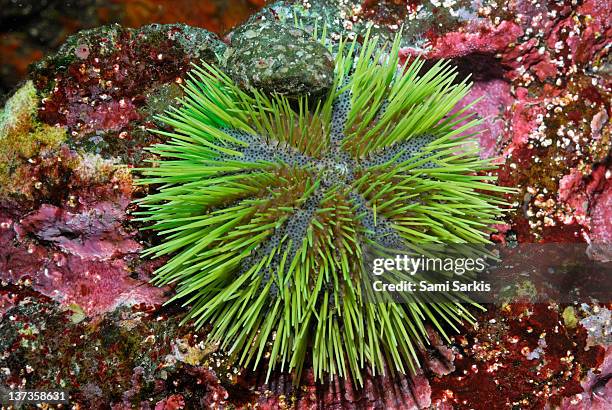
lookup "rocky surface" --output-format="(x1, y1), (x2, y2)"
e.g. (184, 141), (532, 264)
(0, 0), (610, 408)
(0, 23), (226, 317)
(225, 20), (335, 97)
(0, 287), (233, 409)
(0, 0), (265, 98)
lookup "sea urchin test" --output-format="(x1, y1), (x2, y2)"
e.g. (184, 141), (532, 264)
(135, 32), (509, 384)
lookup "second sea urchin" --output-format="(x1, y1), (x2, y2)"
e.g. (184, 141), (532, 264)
(136, 32), (509, 384)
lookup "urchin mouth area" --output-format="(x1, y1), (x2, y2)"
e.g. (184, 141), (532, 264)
(215, 89), (442, 292)
(315, 150), (357, 187)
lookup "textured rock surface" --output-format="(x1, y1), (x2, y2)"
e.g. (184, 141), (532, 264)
(0, 0), (266, 98)
(0, 0), (610, 408)
(0, 289), (232, 409)
(32, 23), (225, 166)
(224, 20), (335, 97)
(0, 23), (226, 317)
(429, 303), (605, 408)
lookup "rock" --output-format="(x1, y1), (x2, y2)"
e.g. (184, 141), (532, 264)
(31, 23), (225, 166)
(429, 303), (606, 409)
(0, 23), (227, 317)
(224, 20), (334, 97)
(0, 289), (231, 409)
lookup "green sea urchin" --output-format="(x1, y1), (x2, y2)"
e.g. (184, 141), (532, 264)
(136, 32), (509, 384)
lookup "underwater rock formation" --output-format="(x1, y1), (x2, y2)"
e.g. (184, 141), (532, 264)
(0, 23), (226, 317)
(224, 20), (335, 97)
(0, 0), (266, 98)
(0, 0), (610, 408)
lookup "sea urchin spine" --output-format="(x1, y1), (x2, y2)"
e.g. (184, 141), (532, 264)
(135, 32), (510, 385)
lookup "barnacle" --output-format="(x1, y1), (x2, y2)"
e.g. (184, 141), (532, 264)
(136, 31), (509, 384)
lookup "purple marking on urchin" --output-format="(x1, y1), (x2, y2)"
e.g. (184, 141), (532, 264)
(361, 134), (438, 168)
(330, 78), (353, 145)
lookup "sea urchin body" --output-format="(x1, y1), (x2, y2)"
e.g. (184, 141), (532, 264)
(136, 33), (509, 384)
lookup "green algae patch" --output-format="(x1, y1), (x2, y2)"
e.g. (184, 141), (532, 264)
(562, 306), (578, 329)
(0, 81), (66, 197)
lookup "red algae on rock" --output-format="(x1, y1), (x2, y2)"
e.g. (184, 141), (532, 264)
(0, 23), (226, 318)
(430, 303), (605, 409)
(414, 0), (611, 243)
(426, 20), (524, 60)
(32, 23), (225, 165)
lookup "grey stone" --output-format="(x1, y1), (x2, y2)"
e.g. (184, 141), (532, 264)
(224, 20), (334, 97)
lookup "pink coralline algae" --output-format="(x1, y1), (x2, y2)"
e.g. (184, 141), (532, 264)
(15, 202), (140, 260)
(38, 257), (163, 316)
(155, 394), (186, 410)
(425, 20), (524, 59)
(405, 0), (612, 243)
(561, 345), (612, 409)
(0, 204), (166, 316)
(557, 165), (609, 231)
(589, 177), (612, 242)
(449, 79), (514, 159)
